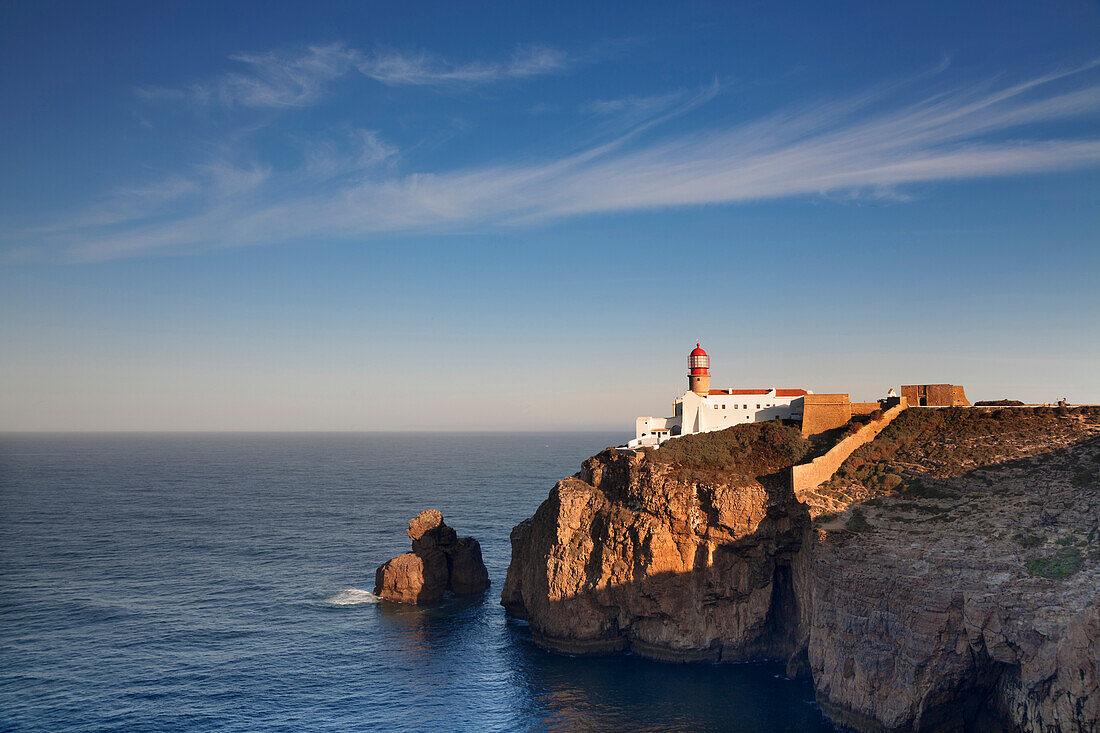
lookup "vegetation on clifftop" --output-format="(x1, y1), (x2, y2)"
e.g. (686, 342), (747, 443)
(811, 405), (1100, 582)
(647, 420), (812, 477)
(828, 406), (1098, 487)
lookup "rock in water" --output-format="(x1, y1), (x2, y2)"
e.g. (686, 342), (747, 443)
(448, 537), (490, 595)
(374, 550), (448, 604)
(407, 509), (457, 553)
(374, 510), (490, 604)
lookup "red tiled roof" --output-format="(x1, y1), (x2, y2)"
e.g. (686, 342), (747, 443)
(709, 389), (770, 395)
(707, 388), (808, 397)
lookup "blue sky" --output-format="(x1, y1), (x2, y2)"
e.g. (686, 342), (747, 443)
(1, 0), (1099, 430)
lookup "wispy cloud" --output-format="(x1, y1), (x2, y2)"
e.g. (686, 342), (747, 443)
(357, 44), (569, 86)
(138, 44), (353, 108)
(140, 42), (572, 108)
(17, 61), (1100, 261)
(303, 128), (398, 181)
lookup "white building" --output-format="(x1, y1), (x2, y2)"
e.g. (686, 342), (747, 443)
(627, 344), (811, 448)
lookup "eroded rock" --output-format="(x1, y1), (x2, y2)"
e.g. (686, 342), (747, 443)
(374, 510), (490, 604)
(407, 509), (457, 552)
(374, 550), (448, 604)
(501, 446), (810, 661)
(448, 536), (491, 595)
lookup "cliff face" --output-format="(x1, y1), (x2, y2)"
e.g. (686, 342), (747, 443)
(501, 422), (814, 661)
(503, 409), (1100, 732)
(805, 408), (1099, 731)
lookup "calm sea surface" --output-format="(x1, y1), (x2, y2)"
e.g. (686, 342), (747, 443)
(0, 433), (832, 731)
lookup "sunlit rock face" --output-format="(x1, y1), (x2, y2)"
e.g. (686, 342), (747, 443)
(503, 411), (1100, 731)
(501, 444), (811, 661)
(375, 510), (490, 604)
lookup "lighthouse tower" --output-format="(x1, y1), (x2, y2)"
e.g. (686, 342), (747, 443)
(688, 343), (711, 396)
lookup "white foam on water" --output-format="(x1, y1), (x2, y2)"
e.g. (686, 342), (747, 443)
(325, 588), (381, 605)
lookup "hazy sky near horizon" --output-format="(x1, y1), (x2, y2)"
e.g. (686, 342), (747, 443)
(1, 0), (1099, 431)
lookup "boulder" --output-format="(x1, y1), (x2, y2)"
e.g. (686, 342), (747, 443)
(373, 510), (490, 604)
(374, 550), (448, 604)
(448, 536), (491, 595)
(407, 509), (457, 553)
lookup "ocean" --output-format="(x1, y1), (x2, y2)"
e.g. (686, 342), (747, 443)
(0, 433), (832, 731)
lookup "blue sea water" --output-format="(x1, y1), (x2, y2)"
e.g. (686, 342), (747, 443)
(0, 433), (833, 731)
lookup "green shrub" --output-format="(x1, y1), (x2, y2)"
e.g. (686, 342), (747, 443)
(1071, 469), (1096, 488)
(903, 480), (953, 499)
(881, 473), (903, 492)
(845, 508), (873, 533)
(1014, 532), (1043, 548)
(892, 501), (941, 515)
(1026, 548), (1082, 579)
(651, 421), (811, 476)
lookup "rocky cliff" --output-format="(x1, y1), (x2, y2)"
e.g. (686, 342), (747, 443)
(502, 409), (1100, 731)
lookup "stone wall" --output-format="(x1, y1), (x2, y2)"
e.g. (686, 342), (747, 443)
(791, 402), (907, 498)
(850, 402), (880, 416)
(901, 384), (969, 406)
(800, 394), (852, 436)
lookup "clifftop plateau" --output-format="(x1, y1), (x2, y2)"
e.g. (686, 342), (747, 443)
(502, 408), (1100, 731)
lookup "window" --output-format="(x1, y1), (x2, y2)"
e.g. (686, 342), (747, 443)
(756, 404), (761, 409)
(721, 404), (726, 409)
(743, 404), (748, 409)
(714, 405), (719, 410)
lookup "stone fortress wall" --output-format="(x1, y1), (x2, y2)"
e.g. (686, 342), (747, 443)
(800, 384), (968, 438)
(901, 384), (969, 406)
(791, 401), (909, 497)
(799, 394), (854, 436)
(791, 383), (967, 494)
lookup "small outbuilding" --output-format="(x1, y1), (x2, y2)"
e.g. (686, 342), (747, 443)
(901, 384), (969, 407)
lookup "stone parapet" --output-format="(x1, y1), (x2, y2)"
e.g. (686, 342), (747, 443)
(791, 401), (908, 499)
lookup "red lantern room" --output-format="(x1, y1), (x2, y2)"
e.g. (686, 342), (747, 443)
(688, 343), (711, 396)
(689, 343), (710, 375)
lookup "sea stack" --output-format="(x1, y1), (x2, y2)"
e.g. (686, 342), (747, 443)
(375, 510), (490, 604)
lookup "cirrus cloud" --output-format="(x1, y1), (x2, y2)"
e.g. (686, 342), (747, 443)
(138, 42), (573, 108)
(15, 58), (1100, 262)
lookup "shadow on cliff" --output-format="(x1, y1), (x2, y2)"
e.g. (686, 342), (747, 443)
(799, 434), (1098, 731)
(823, 432), (1100, 541)
(805, 433), (1100, 730)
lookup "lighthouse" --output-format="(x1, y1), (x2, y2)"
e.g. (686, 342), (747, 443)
(689, 343), (711, 396)
(627, 344), (812, 448)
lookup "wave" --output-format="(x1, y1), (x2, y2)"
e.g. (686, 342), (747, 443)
(325, 588), (381, 606)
